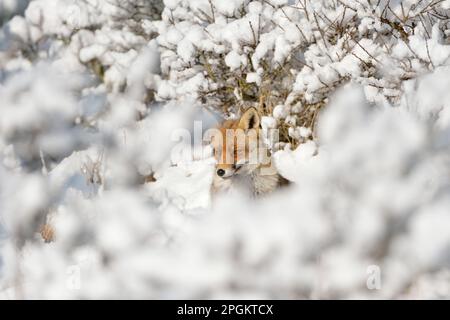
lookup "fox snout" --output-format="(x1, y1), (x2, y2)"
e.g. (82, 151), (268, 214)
(216, 164), (242, 178)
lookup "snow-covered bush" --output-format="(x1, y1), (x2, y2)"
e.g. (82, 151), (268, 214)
(1, 0), (450, 300)
(153, 0), (450, 148)
(1, 0), (163, 99)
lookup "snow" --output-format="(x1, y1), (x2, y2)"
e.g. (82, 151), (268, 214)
(146, 158), (214, 211)
(245, 72), (260, 84)
(212, 0), (245, 17)
(273, 140), (319, 182)
(1, 0), (450, 300)
(272, 105), (288, 119)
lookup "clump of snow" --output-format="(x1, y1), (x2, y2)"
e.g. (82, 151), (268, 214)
(145, 158), (215, 211)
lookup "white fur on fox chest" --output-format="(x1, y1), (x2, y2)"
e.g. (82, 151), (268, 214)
(250, 170), (280, 195)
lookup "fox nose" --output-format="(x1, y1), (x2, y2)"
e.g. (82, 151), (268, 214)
(216, 169), (225, 177)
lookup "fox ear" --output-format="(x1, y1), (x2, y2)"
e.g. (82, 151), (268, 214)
(238, 108), (260, 130)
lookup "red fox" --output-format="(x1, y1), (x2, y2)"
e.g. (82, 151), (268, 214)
(209, 107), (287, 196)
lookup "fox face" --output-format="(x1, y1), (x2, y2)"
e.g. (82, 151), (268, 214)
(209, 108), (266, 178)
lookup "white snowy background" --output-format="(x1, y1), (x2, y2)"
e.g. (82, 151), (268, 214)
(0, 0), (450, 299)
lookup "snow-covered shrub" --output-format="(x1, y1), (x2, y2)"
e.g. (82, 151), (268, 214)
(1, 83), (449, 299)
(0, 0), (450, 300)
(153, 0), (450, 148)
(0, 63), (90, 170)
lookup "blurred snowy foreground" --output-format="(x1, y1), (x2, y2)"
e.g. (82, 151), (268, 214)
(0, 0), (450, 299)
